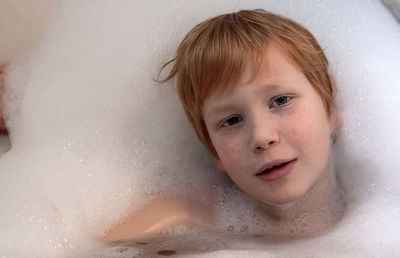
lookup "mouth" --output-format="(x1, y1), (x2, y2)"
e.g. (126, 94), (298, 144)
(255, 159), (297, 181)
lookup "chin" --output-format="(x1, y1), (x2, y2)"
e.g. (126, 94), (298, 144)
(260, 188), (308, 206)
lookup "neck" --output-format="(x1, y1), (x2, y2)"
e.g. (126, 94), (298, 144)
(261, 161), (345, 237)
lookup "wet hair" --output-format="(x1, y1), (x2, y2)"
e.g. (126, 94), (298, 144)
(161, 9), (333, 157)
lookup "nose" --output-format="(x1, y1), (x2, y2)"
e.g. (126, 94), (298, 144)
(250, 118), (280, 153)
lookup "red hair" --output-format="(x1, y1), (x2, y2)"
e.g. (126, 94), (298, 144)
(161, 9), (333, 157)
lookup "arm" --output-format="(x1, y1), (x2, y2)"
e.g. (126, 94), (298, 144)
(104, 195), (216, 243)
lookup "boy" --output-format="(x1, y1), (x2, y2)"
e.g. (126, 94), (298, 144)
(161, 9), (344, 235)
(106, 9), (345, 245)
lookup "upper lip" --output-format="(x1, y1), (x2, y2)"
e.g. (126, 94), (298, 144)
(255, 158), (296, 176)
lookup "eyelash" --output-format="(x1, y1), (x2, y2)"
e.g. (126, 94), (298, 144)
(221, 116), (242, 127)
(219, 95), (294, 128)
(270, 95), (293, 108)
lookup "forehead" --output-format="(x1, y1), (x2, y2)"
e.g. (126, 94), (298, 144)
(204, 46), (303, 102)
(244, 46), (303, 86)
(201, 46), (310, 119)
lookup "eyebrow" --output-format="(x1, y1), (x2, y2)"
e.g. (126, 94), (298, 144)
(205, 103), (237, 122)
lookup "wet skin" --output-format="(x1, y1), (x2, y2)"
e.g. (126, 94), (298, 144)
(202, 46), (341, 206)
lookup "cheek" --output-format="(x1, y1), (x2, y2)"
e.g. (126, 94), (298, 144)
(212, 136), (244, 167)
(285, 108), (331, 155)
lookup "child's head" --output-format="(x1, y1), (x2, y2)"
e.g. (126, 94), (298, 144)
(163, 9), (334, 157)
(163, 9), (341, 205)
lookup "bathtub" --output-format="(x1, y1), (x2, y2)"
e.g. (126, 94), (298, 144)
(1, 0), (400, 257)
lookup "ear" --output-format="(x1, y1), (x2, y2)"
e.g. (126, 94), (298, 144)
(215, 158), (226, 172)
(329, 75), (343, 131)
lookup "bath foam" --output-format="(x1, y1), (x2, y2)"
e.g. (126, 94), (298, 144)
(0, 0), (55, 62)
(0, 0), (399, 257)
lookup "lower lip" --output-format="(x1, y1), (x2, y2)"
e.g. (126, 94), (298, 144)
(257, 159), (297, 182)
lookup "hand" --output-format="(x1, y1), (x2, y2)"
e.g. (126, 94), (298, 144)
(0, 63), (7, 133)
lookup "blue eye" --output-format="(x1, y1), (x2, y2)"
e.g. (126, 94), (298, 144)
(222, 116), (242, 127)
(272, 95), (292, 107)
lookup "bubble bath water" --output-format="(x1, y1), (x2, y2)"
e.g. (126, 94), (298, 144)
(0, 0), (400, 257)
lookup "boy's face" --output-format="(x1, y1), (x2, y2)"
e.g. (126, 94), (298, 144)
(202, 47), (340, 205)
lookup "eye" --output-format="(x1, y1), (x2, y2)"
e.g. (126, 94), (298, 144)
(271, 95), (292, 107)
(221, 116), (243, 127)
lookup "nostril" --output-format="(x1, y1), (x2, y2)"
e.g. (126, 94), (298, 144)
(254, 143), (268, 152)
(253, 140), (277, 152)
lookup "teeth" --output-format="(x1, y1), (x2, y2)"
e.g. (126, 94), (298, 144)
(262, 168), (271, 174)
(262, 162), (287, 174)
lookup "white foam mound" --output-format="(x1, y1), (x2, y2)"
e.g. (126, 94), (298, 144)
(0, 0), (400, 257)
